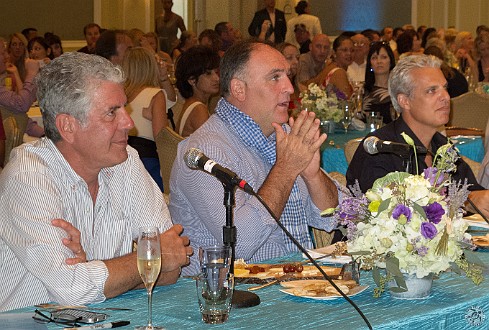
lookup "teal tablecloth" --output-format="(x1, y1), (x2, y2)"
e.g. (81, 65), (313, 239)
(321, 130), (485, 175)
(7, 251), (489, 329)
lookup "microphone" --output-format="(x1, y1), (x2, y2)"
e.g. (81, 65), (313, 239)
(184, 148), (255, 194)
(363, 136), (427, 157)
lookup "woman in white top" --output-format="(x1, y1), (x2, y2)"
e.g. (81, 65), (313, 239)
(175, 45), (220, 137)
(122, 47), (176, 192)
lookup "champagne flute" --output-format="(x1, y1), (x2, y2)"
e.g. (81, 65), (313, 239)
(136, 226), (163, 330)
(342, 103), (352, 133)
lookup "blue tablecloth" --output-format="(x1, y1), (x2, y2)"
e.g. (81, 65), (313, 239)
(6, 251), (489, 330)
(321, 130), (485, 175)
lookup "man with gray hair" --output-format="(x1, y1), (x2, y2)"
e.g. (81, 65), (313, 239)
(346, 55), (488, 217)
(0, 52), (192, 312)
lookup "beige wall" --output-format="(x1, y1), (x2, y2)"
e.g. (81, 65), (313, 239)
(1, 0), (487, 48)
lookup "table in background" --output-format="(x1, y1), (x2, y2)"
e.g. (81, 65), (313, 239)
(321, 130), (485, 175)
(7, 251), (489, 330)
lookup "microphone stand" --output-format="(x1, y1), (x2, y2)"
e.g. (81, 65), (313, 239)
(222, 183), (260, 308)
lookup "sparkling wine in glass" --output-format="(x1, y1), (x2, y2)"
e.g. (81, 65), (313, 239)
(136, 226), (163, 330)
(342, 102), (352, 133)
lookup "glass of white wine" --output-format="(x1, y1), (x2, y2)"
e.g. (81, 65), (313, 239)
(136, 226), (163, 330)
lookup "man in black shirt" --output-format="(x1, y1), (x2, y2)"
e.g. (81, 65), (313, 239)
(347, 54), (489, 217)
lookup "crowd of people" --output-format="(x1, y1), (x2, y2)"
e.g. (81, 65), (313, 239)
(1, 0), (489, 314)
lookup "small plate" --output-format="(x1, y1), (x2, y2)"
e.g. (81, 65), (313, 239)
(304, 244), (351, 264)
(279, 284), (369, 301)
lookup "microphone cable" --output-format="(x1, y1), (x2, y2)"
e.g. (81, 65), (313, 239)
(251, 191), (372, 330)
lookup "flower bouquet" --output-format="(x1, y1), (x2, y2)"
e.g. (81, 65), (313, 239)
(324, 133), (484, 297)
(299, 83), (345, 123)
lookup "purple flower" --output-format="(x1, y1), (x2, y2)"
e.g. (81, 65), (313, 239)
(423, 202), (445, 224)
(416, 245), (429, 257)
(336, 89), (347, 100)
(420, 222), (438, 240)
(423, 167), (445, 186)
(392, 204), (412, 222)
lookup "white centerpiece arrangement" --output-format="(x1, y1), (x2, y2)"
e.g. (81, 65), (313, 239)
(324, 133), (484, 298)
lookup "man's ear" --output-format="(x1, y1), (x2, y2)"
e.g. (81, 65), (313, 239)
(55, 114), (77, 143)
(230, 78), (246, 102)
(397, 93), (411, 111)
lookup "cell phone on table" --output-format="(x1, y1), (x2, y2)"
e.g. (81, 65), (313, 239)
(51, 308), (108, 323)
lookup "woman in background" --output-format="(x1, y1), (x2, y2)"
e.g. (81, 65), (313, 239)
(306, 34), (354, 99)
(363, 41), (396, 124)
(123, 47), (176, 192)
(8, 33), (28, 81)
(27, 37), (53, 66)
(396, 29), (422, 59)
(476, 33), (489, 82)
(175, 46), (220, 137)
(44, 32), (63, 58)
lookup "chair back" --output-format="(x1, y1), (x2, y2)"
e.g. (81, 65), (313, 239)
(0, 107), (28, 137)
(449, 92), (489, 130)
(155, 126), (184, 194)
(3, 116), (23, 165)
(344, 138), (363, 164)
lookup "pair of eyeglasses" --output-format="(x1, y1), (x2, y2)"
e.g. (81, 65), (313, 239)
(353, 42), (366, 47)
(32, 309), (82, 327)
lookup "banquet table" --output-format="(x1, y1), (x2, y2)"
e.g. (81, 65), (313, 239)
(321, 128), (485, 175)
(5, 251), (489, 330)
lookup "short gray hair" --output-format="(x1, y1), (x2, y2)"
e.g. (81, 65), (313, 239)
(388, 54), (442, 113)
(35, 52), (124, 142)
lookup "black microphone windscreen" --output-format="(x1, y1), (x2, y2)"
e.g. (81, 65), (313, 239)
(184, 148), (202, 169)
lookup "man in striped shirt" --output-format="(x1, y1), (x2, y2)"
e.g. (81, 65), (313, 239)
(0, 52), (192, 312)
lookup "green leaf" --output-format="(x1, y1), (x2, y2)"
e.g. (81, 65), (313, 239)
(385, 256), (403, 278)
(389, 286), (408, 293)
(372, 267), (381, 287)
(376, 198), (391, 217)
(412, 202), (427, 219)
(372, 172), (410, 191)
(393, 274), (407, 289)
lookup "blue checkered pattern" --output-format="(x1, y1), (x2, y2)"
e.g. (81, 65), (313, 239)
(215, 99), (313, 252)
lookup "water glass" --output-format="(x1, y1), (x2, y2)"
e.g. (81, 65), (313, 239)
(367, 111), (383, 131)
(199, 245), (232, 276)
(196, 273), (234, 324)
(340, 261), (360, 284)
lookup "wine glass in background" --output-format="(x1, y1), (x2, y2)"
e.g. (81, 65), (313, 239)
(136, 226), (163, 330)
(341, 102), (352, 133)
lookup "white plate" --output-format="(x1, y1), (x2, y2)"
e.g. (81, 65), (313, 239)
(279, 284), (369, 301)
(303, 245), (352, 264)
